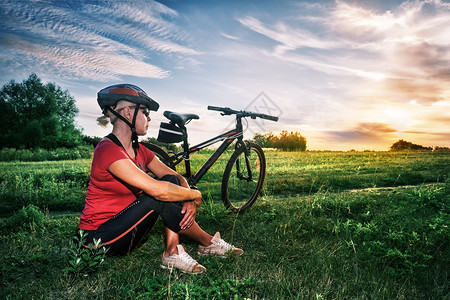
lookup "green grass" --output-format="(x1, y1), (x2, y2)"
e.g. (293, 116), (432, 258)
(265, 151), (449, 195)
(0, 159), (91, 213)
(0, 150), (449, 299)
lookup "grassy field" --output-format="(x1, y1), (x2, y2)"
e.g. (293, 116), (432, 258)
(0, 150), (449, 299)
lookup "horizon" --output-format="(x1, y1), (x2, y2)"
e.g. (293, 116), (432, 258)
(1, 0), (449, 151)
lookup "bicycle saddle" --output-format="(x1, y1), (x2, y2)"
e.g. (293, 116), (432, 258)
(163, 111), (199, 127)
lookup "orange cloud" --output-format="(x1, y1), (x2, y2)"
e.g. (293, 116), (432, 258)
(385, 78), (446, 104)
(326, 122), (397, 141)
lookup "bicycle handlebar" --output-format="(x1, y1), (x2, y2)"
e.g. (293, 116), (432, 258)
(207, 106), (279, 122)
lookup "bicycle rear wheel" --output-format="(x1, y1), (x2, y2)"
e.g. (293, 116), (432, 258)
(222, 142), (266, 213)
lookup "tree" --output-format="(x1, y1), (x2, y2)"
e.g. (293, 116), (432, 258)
(253, 131), (307, 151)
(274, 130), (307, 151)
(0, 74), (83, 149)
(389, 139), (431, 151)
(82, 135), (102, 148)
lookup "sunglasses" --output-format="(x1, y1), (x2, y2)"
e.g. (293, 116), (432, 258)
(116, 106), (149, 117)
(139, 107), (150, 117)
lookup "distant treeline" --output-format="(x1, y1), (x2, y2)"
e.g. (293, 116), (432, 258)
(389, 139), (450, 152)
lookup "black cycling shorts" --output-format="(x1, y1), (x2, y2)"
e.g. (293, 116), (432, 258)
(83, 174), (186, 255)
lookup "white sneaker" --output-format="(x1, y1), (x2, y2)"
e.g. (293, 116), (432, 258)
(161, 244), (206, 274)
(198, 232), (244, 257)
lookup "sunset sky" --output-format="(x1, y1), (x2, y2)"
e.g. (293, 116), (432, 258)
(1, 0), (449, 150)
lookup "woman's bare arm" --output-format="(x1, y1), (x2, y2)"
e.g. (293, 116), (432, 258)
(147, 157), (190, 189)
(146, 157), (200, 229)
(108, 158), (201, 206)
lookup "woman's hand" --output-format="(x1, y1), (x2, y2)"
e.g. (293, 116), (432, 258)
(190, 189), (202, 207)
(180, 201), (197, 230)
(109, 159), (201, 203)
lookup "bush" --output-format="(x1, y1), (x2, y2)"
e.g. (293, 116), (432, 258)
(253, 130), (307, 151)
(82, 135), (102, 148)
(63, 230), (108, 275)
(389, 140), (431, 151)
(0, 146), (93, 161)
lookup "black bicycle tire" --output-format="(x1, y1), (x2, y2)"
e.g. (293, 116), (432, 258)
(221, 141), (266, 213)
(141, 142), (176, 171)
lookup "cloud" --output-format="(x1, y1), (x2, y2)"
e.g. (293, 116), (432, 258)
(327, 122), (397, 142)
(220, 32), (240, 41)
(84, 2), (199, 55)
(385, 77), (446, 104)
(402, 131), (450, 137)
(427, 115), (450, 124)
(2, 34), (169, 81)
(330, 1), (402, 40)
(235, 15), (389, 81)
(237, 16), (337, 55)
(391, 41), (450, 80)
(329, 0), (450, 104)
(234, 0), (449, 105)
(104, 1), (179, 25)
(325, 120), (450, 149)
(0, 0), (198, 81)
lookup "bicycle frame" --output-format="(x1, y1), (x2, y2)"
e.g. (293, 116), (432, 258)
(166, 116), (246, 187)
(151, 105), (277, 212)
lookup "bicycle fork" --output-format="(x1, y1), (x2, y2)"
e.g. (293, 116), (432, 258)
(236, 143), (254, 182)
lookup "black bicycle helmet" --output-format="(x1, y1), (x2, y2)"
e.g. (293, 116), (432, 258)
(97, 84), (159, 113)
(97, 84), (159, 156)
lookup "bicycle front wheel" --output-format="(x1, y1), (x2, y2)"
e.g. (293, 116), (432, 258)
(222, 142), (266, 213)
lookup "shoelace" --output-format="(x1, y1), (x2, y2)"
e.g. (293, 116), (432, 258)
(217, 239), (233, 251)
(179, 251), (198, 266)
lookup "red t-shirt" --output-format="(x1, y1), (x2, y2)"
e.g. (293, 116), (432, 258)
(78, 140), (155, 230)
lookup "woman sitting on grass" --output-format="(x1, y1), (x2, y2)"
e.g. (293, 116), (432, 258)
(78, 84), (242, 274)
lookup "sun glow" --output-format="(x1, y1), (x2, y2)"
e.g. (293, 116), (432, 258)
(382, 108), (412, 131)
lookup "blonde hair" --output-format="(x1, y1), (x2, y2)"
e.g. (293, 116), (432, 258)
(96, 100), (134, 128)
(96, 115), (111, 128)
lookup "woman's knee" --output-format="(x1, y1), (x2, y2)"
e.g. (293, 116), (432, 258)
(161, 202), (184, 232)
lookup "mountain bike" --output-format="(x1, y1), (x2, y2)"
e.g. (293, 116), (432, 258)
(142, 106), (278, 213)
